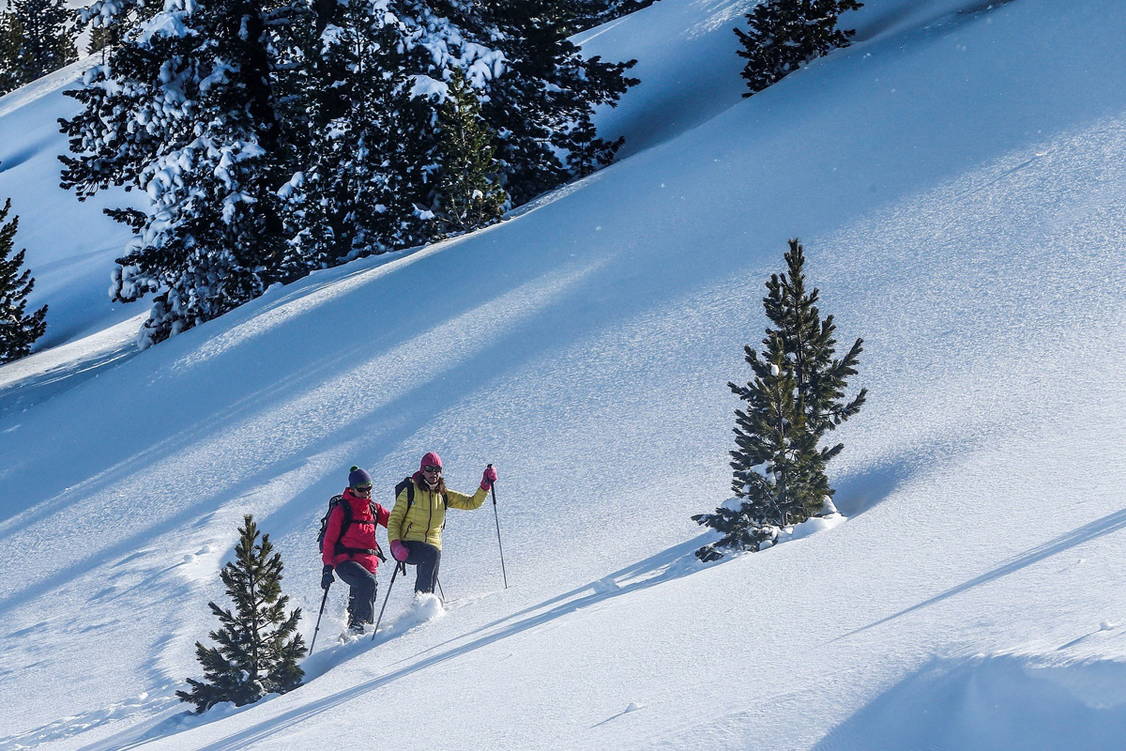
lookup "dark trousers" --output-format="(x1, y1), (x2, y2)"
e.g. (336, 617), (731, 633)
(336, 560), (378, 625)
(402, 541), (441, 594)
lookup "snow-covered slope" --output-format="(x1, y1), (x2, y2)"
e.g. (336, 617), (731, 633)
(1, 0), (1124, 749)
(0, 56), (143, 347)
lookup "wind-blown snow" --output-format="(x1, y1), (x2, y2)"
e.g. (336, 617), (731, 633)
(0, 0), (1123, 749)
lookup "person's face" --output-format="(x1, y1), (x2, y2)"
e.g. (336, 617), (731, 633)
(353, 484), (372, 496)
(422, 464), (442, 482)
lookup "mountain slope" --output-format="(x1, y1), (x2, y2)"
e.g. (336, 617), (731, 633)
(0, 0), (1123, 749)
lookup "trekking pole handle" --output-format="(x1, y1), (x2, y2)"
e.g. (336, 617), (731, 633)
(488, 464), (496, 505)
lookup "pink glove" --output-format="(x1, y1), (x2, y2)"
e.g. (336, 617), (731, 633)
(391, 540), (410, 562)
(480, 465), (498, 490)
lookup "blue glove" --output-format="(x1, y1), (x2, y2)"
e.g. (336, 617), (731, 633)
(321, 564), (335, 590)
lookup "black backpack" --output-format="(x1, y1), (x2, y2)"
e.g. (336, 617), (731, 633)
(317, 494), (386, 562)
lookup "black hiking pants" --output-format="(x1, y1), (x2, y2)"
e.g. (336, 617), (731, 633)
(336, 560), (378, 625)
(402, 541), (441, 594)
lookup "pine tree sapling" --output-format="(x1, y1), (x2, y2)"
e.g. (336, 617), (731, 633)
(734, 0), (863, 97)
(694, 239), (866, 560)
(0, 198), (48, 364)
(177, 515), (306, 713)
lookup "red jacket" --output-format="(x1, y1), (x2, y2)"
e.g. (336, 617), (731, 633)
(321, 488), (391, 573)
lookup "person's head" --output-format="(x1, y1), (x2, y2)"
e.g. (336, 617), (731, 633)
(418, 452), (443, 487)
(348, 466), (373, 496)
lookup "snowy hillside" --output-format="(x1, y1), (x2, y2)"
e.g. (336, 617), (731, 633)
(1, 0), (1124, 749)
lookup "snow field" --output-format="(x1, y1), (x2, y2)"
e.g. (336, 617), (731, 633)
(0, 0), (1123, 748)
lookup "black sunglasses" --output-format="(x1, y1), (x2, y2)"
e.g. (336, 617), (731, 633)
(423, 465), (442, 473)
(353, 485), (373, 492)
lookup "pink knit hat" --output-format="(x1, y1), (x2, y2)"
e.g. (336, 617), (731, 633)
(419, 451), (443, 471)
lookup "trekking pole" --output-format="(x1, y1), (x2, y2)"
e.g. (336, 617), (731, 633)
(309, 583), (331, 655)
(488, 464), (509, 589)
(435, 576), (446, 604)
(372, 561), (405, 640)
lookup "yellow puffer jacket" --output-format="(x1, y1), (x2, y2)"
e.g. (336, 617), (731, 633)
(387, 480), (487, 550)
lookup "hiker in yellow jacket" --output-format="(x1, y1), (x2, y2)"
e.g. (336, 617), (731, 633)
(388, 451), (497, 594)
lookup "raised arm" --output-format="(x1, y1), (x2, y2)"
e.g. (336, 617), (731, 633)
(447, 466), (497, 510)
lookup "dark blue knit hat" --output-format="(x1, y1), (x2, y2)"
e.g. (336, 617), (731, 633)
(348, 466), (372, 489)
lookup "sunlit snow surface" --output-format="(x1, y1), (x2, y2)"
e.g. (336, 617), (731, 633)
(0, 0), (1124, 749)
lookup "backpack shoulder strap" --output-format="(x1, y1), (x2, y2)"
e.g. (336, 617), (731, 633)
(396, 476), (415, 511)
(333, 494), (353, 533)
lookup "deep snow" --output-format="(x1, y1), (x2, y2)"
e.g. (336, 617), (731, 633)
(0, 0), (1124, 749)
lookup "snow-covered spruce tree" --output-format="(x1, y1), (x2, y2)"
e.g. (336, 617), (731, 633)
(282, 0), (430, 267)
(62, 0), (636, 334)
(0, 0), (77, 95)
(59, 0), (305, 347)
(482, 0), (638, 204)
(0, 197), (48, 364)
(734, 0), (863, 98)
(290, 0), (635, 255)
(694, 239), (866, 560)
(435, 68), (507, 235)
(176, 514), (305, 713)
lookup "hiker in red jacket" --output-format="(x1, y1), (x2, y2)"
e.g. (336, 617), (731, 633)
(321, 466), (390, 635)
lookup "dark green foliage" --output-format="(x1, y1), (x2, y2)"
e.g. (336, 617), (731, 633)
(483, 0), (639, 204)
(283, 0), (427, 267)
(0, 15), (19, 95)
(0, 0), (77, 95)
(0, 198), (48, 364)
(60, 0), (304, 347)
(177, 515), (306, 713)
(60, 0), (638, 347)
(82, 0), (163, 56)
(530, 0), (658, 36)
(694, 239), (866, 560)
(436, 69), (508, 234)
(734, 0), (863, 97)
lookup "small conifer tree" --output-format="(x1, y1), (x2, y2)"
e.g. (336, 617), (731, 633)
(436, 68), (508, 235)
(694, 239), (866, 560)
(177, 515), (306, 713)
(734, 0), (863, 97)
(0, 198), (48, 364)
